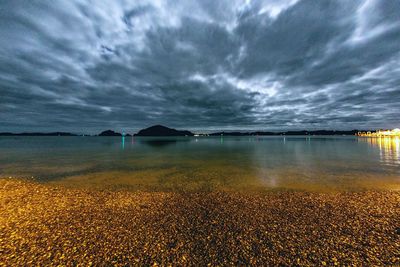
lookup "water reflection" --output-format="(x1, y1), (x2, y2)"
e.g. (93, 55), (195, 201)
(140, 139), (179, 148)
(361, 137), (400, 166)
(1, 136), (399, 191)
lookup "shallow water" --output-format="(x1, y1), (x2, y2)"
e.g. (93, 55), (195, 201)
(0, 136), (399, 191)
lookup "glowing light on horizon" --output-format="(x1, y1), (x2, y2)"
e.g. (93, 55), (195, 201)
(357, 128), (400, 137)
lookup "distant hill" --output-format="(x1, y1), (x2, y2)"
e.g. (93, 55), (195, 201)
(98, 130), (122, 136)
(209, 130), (363, 136)
(0, 132), (77, 136)
(134, 125), (194, 136)
(0, 129), (371, 137)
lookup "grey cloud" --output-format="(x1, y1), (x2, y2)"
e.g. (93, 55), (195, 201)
(122, 5), (154, 28)
(0, 0), (399, 133)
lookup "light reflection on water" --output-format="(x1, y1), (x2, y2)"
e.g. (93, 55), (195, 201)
(359, 137), (400, 167)
(0, 136), (399, 191)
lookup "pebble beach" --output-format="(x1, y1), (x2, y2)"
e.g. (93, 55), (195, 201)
(1, 178), (399, 266)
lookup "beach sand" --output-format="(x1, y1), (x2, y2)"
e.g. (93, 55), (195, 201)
(1, 178), (399, 266)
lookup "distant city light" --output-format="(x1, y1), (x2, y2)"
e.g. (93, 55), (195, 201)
(357, 128), (400, 137)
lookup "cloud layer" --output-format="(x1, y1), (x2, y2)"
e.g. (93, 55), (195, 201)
(0, 0), (399, 133)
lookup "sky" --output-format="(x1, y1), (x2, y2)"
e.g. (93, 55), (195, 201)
(0, 0), (399, 133)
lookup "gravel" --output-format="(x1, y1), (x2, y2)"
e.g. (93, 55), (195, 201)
(1, 179), (399, 266)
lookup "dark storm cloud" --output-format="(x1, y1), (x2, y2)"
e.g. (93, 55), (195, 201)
(0, 0), (399, 133)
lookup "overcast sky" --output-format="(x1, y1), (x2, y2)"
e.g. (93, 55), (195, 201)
(0, 0), (399, 133)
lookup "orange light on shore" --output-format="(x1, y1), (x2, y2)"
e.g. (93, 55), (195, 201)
(357, 128), (400, 137)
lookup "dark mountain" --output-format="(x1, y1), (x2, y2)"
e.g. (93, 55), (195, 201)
(98, 130), (122, 136)
(0, 132), (77, 136)
(134, 125), (194, 136)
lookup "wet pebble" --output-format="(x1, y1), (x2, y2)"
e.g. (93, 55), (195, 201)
(0, 178), (399, 266)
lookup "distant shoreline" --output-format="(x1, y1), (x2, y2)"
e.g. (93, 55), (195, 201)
(0, 130), (372, 137)
(0, 124), (377, 136)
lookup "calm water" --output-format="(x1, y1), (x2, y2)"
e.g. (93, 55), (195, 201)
(0, 136), (399, 191)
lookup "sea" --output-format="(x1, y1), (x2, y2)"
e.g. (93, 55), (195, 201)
(0, 136), (399, 192)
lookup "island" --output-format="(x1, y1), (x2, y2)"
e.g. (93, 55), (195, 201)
(98, 130), (122, 136)
(134, 125), (194, 136)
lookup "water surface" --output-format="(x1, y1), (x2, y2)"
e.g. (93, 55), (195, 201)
(0, 136), (399, 191)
